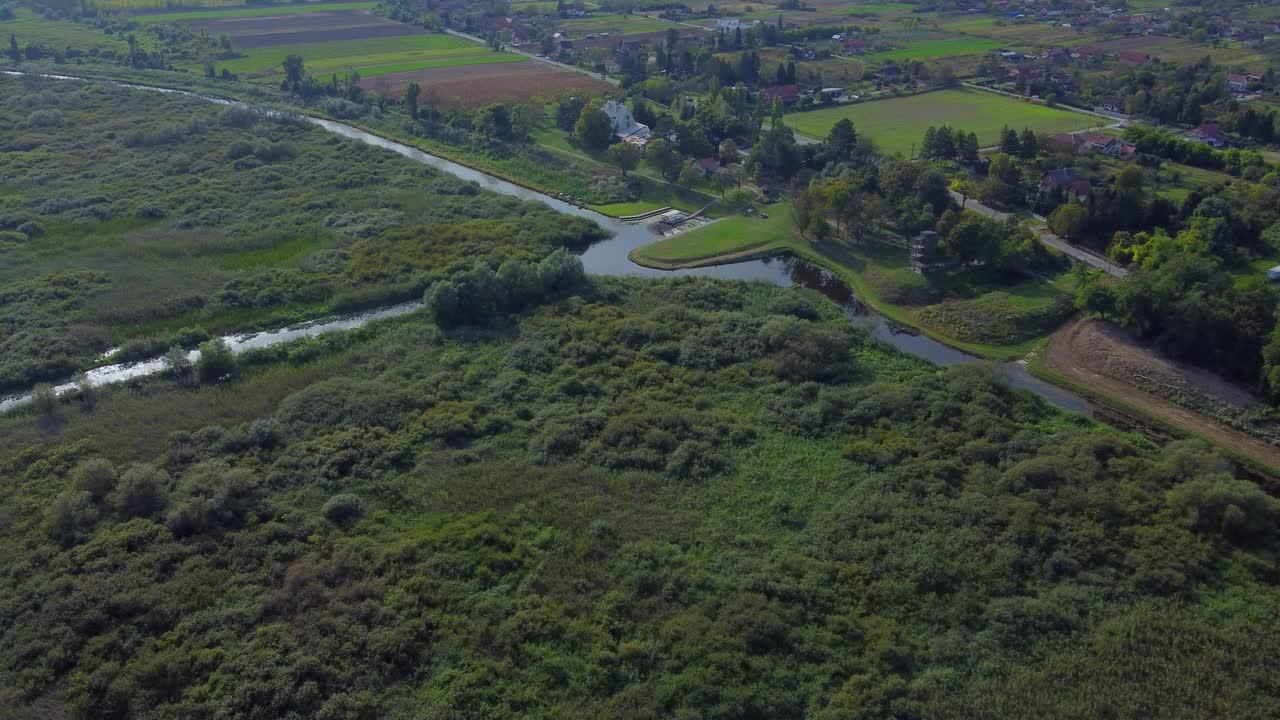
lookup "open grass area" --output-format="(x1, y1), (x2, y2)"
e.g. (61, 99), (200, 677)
(836, 3), (915, 15)
(209, 33), (510, 76)
(0, 7), (153, 54)
(868, 36), (1002, 61)
(630, 207), (796, 267)
(556, 13), (681, 35)
(135, 1), (377, 22)
(784, 88), (1098, 155)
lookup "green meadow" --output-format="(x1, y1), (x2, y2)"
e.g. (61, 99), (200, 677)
(209, 34), (510, 76)
(785, 88), (1098, 155)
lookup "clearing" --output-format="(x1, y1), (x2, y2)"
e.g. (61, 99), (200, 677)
(1039, 316), (1280, 473)
(630, 209), (796, 269)
(785, 88), (1099, 154)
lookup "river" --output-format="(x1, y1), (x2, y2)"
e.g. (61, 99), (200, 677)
(0, 71), (1093, 417)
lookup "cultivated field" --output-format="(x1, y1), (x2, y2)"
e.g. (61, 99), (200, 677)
(173, 9), (424, 50)
(135, 1), (377, 23)
(0, 7), (153, 54)
(785, 88), (1098, 154)
(867, 36), (1001, 61)
(360, 61), (614, 106)
(1085, 35), (1268, 69)
(556, 13), (683, 37)
(936, 16), (1100, 47)
(211, 33), (523, 77)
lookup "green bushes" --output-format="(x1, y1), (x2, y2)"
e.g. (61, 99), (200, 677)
(425, 249), (586, 328)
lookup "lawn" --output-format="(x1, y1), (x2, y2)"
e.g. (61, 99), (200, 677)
(209, 34), (513, 76)
(631, 207), (795, 266)
(135, 2), (377, 22)
(868, 36), (1002, 61)
(784, 88), (1098, 155)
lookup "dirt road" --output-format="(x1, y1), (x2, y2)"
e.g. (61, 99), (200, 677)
(1041, 317), (1280, 471)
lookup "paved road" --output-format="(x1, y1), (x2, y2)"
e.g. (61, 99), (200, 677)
(950, 191), (1129, 277)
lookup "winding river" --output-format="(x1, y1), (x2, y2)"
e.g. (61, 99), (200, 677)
(0, 71), (1093, 416)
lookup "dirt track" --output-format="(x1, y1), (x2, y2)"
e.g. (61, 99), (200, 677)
(1042, 317), (1280, 471)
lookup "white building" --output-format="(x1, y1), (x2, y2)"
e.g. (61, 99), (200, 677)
(603, 100), (651, 143)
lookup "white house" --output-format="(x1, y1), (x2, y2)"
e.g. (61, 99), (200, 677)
(603, 100), (651, 143)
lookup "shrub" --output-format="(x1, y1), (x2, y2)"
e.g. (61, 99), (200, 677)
(110, 464), (170, 519)
(70, 458), (118, 501)
(195, 338), (236, 383)
(321, 494), (366, 525)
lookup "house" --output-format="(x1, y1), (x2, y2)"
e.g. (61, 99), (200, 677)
(1227, 73), (1250, 93)
(1047, 133), (1088, 154)
(761, 84), (801, 105)
(564, 3), (588, 16)
(558, 39), (575, 52)
(1040, 168), (1091, 199)
(1098, 95), (1125, 113)
(1080, 132), (1134, 157)
(603, 100), (651, 143)
(715, 18), (741, 30)
(1268, 265), (1280, 282)
(1050, 71), (1077, 90)
(1189, 123), (1226, 148)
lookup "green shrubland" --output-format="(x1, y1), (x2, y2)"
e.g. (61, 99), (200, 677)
(1, 272), (1277, 719)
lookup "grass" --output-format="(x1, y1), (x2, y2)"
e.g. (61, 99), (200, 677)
(208, 34), (509, 76)
(837, 3), (916, 15)
(867, 36), (1002, 61)
(135, 1), (377, 21)
(0, 7), (153, 54)
(351, 53), (527, 77)
(784, 88), (1098, 155)
(630, 208), (795, 266)
(556, 14), (680, 35)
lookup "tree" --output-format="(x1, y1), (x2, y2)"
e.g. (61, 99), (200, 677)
(1000, 126), (1020, 155)
(608, 142), (640, 176)
(1048, 202), (1088, 241)
(1076, 276), (1117, 319)
(573, 102), (613, 151)
(282, 55), (305, 90)
(71, 458), (117, 502)
(951, 179), (977, 209)
(916, 168), (951, 215)
(196, 338), (236, 384)
(718, 138), (739, 164)
(824, 118), (857, 163)
(678, 161), (701, 189)
(110, 464), (170, 519)
(9, 34), (20, 63)
(1018, 128), (1038, 158)
(163, 346), (193, 384)
(404, 82), (421, 119)
(644, 138), (681, 181)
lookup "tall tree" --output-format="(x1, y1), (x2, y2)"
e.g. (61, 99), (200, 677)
(282, 54), (305, 90)
(404, 82), (421, 119)
(573, 102), (612, 150)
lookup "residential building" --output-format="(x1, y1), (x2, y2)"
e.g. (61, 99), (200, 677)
(1189, 123), (1226, 148)
(603, 100), (651, 143)
(761, 84), (801, 105)
(1040, 168), (1091, 199)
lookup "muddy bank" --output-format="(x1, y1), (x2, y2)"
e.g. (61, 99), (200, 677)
(1040, 316), (1280, 472)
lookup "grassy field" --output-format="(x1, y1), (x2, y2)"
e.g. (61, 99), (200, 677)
(556, 14), (680, 35)
(210, 34), (516, 77)
(837, 3), (916, 15)
(785, 89), (1098, 154)
(631, 209), (795, 267)
(135, 1), (377, 22)
(0, 7), (154, 54)
(868, 36), (1002, 61)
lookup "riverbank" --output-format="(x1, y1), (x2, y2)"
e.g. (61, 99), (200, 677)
(1032, 317), (1280, 476)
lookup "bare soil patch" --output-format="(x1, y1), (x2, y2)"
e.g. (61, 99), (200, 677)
(360, 62), (614, 106)
(1042, 316), (1280, 470)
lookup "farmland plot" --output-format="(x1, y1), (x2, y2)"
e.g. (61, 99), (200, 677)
(211, 33), (519, 77)
(176, 10), (427, 50)
(360, 61), (614, 106)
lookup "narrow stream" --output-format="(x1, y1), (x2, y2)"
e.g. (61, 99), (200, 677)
(0, 71), (1093, 417)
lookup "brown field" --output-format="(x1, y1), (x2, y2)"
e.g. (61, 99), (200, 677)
(184, 10), (423, 49)
(360, 61), (615, 106)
